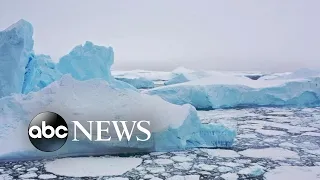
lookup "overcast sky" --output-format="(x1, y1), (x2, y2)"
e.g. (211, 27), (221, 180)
(1, 0), (319, 72)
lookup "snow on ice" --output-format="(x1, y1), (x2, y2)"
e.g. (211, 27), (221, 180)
(147, 72), (320, 109)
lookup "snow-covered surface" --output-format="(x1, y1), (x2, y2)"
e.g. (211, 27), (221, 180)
(45, 157), (142, 177)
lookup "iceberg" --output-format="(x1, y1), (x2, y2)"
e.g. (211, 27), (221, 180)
(0, 75), (236, 161)
(22, 54), (62, 94)
(56, 41), (135, 90)
(115, 77), (155, 89)
(0, 19), (34, 98)
(165, 74), (190, 85)
(57, 41), (114, 81)
(147, 74), (320, 109)
(165, 68), (211, 86)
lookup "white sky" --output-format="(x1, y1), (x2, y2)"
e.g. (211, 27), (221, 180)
(1, 0), (320, 72)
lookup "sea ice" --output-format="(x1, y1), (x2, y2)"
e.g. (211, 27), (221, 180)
(166, 175), (200, 180)
(220, 173), (239, 180)
(264, 166), (320, 180)
(171, 156), (193, 162)
(255, 129), (287, 136)
(154, 159), (174, 165)
(45, 157), (142, 177)
(301, 132), (320, 137)
(238, 165), (265, 177)
(38, 174), (57, 179)
(239, 148), (300, 160)
(201, 149), (240, 158)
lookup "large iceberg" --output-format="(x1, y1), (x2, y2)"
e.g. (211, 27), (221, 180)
(0, 20), (236, 161)
(0, 75), (235, 161)
(147, 73), (320, 109)
(0, 19), (34, 98)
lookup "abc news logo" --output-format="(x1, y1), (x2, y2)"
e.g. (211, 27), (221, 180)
(28, 112), (151, 152)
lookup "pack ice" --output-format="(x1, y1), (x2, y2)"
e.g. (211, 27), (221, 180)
(147, 72), (320, 109)
(0, 20), (235, 160)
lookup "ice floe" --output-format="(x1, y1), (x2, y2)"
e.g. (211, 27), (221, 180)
(45, 157), (142, 177)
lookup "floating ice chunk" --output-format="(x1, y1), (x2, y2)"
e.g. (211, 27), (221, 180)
(217, 162), (242, 168)
(301, 132), (320, 137)
(146, 167), (166, 174)
(256, 129), (287, 136)
(171, 156), (193, 162)
(38, 174), (57, 179)
(19, 172), (38, 179)
(237, 133), (257, 139)
(0, 19), (34, 98)
(279, 142), (297, 148)
(45, 157), (142, 177)
(239, 148), (299, 160)
(0, 174), (12, 180)
(194, 164), (217, 171)
(218, 166), (233, 173)
(105, 178), (129, 180)
(201, 149), (240, 158)
(167, 175), (200, 180)
(154, 159), (174, 165)
(174, 162), (193, 170)
(220, 173), (239, 180)
(238, 165), (265, 177)
(305, 150), (320, 156)
(264, 166), (320, 180)
(150, 177), (162, 180)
